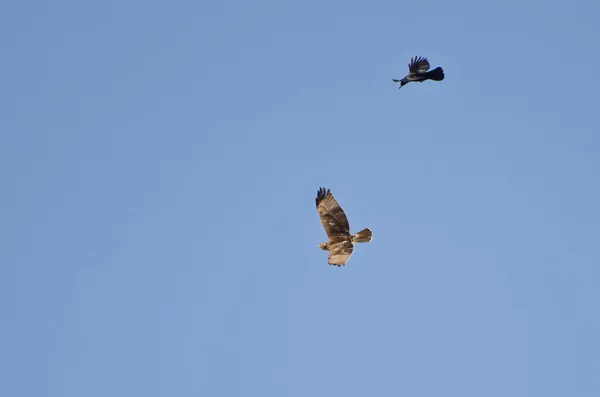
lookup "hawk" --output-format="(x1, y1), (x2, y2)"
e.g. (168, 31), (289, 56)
(392, 56), (445, 89)
(315, 187), (372, 267)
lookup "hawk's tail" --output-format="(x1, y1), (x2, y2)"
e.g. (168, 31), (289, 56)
(352, 228), (373, 243)
(424, 67), (445, 81)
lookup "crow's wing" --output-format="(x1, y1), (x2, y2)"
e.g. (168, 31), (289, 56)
(408, 56), (430, 74)
(316, 187), (350, 237)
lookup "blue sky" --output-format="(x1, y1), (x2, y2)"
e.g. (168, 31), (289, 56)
(2, 0), (599, 396)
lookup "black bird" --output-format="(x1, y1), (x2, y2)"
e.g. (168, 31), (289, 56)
(393, 56), (445, 89)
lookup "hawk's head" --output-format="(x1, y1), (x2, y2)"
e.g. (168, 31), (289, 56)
(318, 243), (328, 250)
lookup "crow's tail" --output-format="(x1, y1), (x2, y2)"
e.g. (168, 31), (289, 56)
(424, 67), (445, 81)
(352, 228), (373, 243)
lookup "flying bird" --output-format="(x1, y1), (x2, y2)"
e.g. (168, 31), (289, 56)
(393, 56), (445, 89)
(315, 187), (372, 267)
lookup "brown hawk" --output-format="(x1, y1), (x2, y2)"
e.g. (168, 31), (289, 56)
(315, 187), (373, 267)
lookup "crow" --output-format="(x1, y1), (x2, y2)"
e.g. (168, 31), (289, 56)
(393, 56), (445, 89)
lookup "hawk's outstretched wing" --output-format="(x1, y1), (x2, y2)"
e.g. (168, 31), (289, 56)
(408, 56), (430, 75)
(329, 252), (352, 266)
(316, 187), (350, 237)
(327, 237), (354, 266)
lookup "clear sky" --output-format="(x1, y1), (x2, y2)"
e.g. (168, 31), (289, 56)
(2, 0), (599, 396)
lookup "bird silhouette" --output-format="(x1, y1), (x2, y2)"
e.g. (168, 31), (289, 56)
(393, 56), (445, 89)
